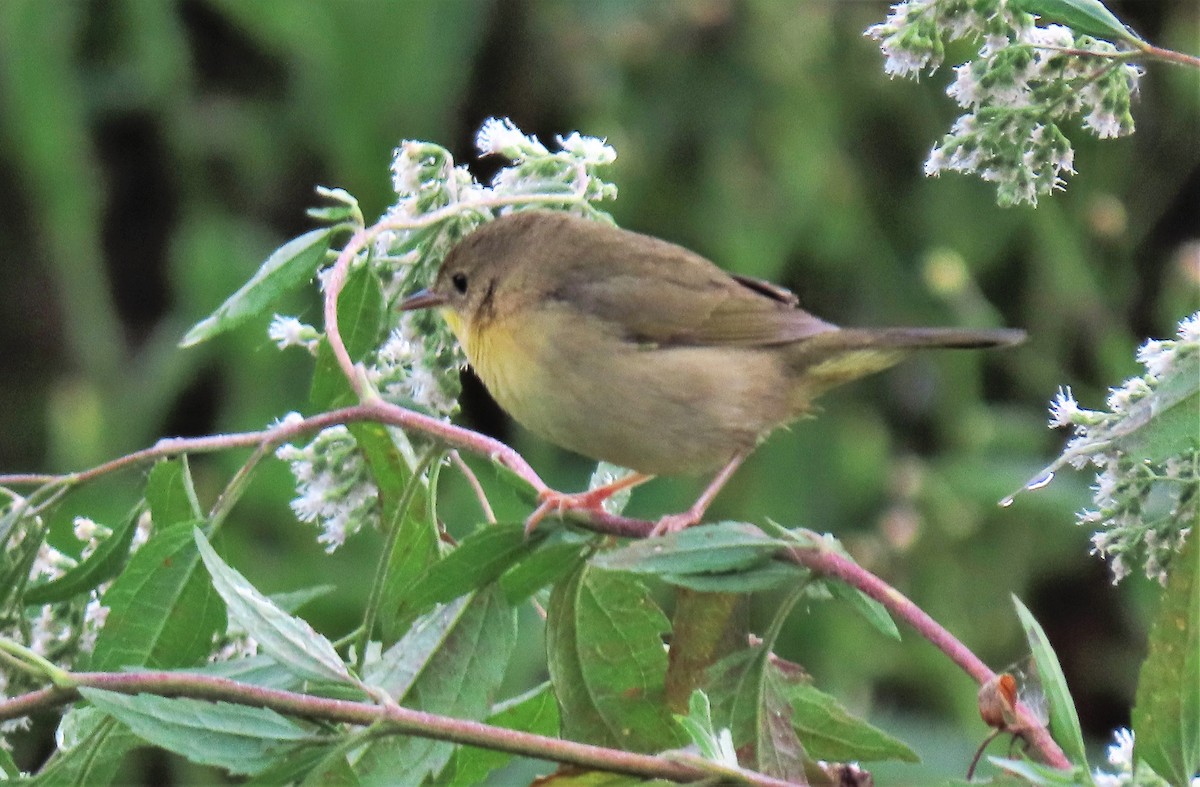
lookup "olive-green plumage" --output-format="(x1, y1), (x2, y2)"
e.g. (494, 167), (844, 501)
(401, 211), (1023, 477)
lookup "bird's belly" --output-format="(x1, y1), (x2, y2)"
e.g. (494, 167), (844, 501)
(468, 311), (790, 476)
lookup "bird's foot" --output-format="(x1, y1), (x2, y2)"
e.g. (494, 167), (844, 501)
(524, 474), (651, 536)
(648, 510), (703, 537)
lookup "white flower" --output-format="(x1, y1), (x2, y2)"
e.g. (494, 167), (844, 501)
(557, 132), (617, 165)
(268, 315), (320, 353)
(947, 63), (982, 107)
(476, 117), (547, 158)
(1049, 387), (1083, 428)
(1022, 23), (1075, 51)
(1178, 312), (1200, 343)
(32, 543), (75, 581)
(1084, 107), (1124, 139)
(72, 516), (107, 544)
(79, 594), (109, 653)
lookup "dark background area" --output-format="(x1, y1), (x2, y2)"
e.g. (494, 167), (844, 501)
(0, 0), (1196, 782)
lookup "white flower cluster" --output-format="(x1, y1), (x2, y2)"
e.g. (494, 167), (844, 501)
(0, 506), (140, 748)
(867, 0), (1142, 205)
(1049, 313), (1199, 584)
(275, 421), (381, 552)
(267, 315), (321, 355)
(367, 315), (460, 417)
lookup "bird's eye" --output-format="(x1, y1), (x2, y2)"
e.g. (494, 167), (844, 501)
(451, 272), (468, 294)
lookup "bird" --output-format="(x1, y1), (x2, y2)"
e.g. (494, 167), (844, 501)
(399, 210), (1023, 535)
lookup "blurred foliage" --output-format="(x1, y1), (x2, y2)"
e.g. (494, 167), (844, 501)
(0, 0), (1195, 781)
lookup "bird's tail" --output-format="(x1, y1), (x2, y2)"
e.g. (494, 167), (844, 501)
(786, 326), (1025, 406)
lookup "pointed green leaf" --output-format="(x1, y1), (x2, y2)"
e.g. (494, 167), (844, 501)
(353, 422), (438, 644)
(1132, 528), (1200, 785)
(80, 688), (310, 776)
(757, 669), (807, 783)
(1012, 595), (1087, 765)
(825, 580), (901, 641)
(395, 524), (540, 624)
(146, 458), (202, 525)
(591, 522), (788, 575)
(241, 739), (350, 782)
(182, 227), (334, 346)
(781, 680), (919, 763)
(269, 584), (337, 614)
(191, 654), (304, 692)
(1014, 0), (1140, 43)
(32, 709), (137, 786)
(25, 507), (137, 604)
(989, 756), (1091, 785)
(546, 562), (681, 753)
(499, 539), (591, 603)
(194, 528), (352, 685)
(356, 587), (517, 786)
(439, 683), (560, 785)
(90, 521), (224, 671)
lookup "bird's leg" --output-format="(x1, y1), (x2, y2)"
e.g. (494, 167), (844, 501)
(650, 452), (748, 537)
(524, 472), (653, 536)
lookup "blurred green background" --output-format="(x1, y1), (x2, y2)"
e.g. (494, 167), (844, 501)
(1, 0), (1196, 782)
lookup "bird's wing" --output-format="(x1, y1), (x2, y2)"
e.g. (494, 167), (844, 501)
(551, 239), (838, 347)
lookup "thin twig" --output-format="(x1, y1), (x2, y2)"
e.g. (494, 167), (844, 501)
(450, 451), (496, 523)
(0, 670), (792, 786)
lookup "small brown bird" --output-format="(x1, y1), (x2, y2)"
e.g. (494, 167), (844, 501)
(400, 211), (1023, 533)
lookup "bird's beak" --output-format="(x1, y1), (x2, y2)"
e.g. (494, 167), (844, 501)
(398, 288), (447, 311)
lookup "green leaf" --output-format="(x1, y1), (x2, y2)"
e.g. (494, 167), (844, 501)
(145, 458), (202, 524)
(1020, 352), (1200, 494)
(269, 584), (337, 614)
(659, 560), (803, 593)
(395, 524), (541, 624)
(356, 587), (517, 786)
(1013, 0), (1140, 43)
(181, 227), (334, 346)
(988, 756), (1092, 785)
(783, 681), (919, 763)
(0, 747), (17, 780)
(242, 739), (350, 782)
(79, 688), (310, 776)
(90, 521), (225, 671)
(32, 709), (138, 786)
(1113, 351), (1200, 460)
(708, 646), (806, 780)
(190, 654), (304, 691)
(590, 522), (787, 575)
(824, 580), (901, 641)
(1012, 595), (1087, 765)
(499, 539), (591, 603)
(25, 507), (137, 604)
(439, 683), (560, 785)
(546, 562), (681, 753)
(354, 422), (438, 644)
(194, 528), (352, 685)
(1132, 528), (1200, 785)
(309, 263), (385, 409)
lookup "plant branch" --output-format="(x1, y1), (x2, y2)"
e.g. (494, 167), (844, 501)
(0, 670), (792, 786)
(0, 365), (1067, 768)
(1134, 40), (1200, 69)
(0, 403), (547, 497)
(560, 509), (1069, 769)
